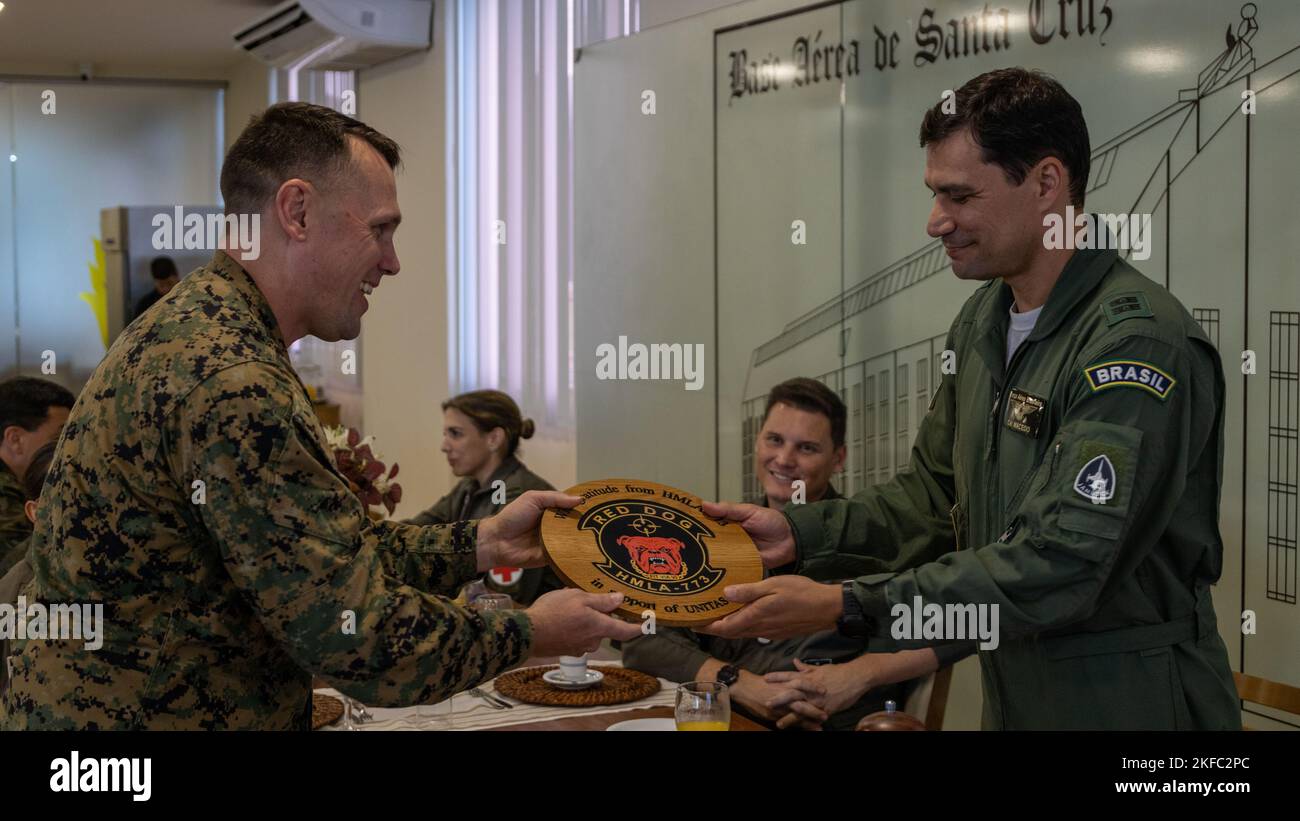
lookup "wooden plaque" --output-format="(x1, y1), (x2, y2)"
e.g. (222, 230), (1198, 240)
(541, 479), (763, 627)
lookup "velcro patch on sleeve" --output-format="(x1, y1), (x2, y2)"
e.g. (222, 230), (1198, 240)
(1101, 292), (1153, 326)
(1082, 359), (1176, 400)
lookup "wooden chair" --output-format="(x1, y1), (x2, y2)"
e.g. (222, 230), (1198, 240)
(903, 666), (954, 730)
(1234, 671), (1300, 729)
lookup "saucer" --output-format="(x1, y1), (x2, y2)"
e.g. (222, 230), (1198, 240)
(542, 668), (604, 690)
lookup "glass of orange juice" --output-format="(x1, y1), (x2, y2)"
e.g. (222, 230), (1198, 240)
(675, 681), (730, 731)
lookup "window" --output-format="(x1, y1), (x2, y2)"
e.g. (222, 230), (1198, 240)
(447, 0), (640, 434)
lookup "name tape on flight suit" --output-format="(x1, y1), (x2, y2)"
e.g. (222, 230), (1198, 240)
(1083, 359), (1176, 401)
(1006, 388), (1047, 438)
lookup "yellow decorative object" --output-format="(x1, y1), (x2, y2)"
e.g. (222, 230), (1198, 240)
(80, 237), (109, 350)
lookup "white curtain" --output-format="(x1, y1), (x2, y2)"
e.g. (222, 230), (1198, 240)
(447, 0), (639, 433)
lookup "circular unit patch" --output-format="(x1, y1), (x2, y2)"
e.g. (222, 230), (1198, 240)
(541, 479), (762, 627)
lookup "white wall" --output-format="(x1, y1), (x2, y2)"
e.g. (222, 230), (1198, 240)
(355, 5), (452, 517)
(224, 56), (269, 155)
(638, 0), (751, 31)
(574, 19), (724, 496)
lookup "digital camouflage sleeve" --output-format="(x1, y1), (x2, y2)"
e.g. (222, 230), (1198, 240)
(1, 252), (532, 730)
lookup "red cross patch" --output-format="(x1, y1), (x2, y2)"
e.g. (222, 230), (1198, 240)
(490, 567), (521, 587)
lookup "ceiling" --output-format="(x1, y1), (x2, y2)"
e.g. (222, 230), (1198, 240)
(0, 0), (284, 77)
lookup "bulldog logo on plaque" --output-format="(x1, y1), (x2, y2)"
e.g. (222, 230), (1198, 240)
(580, 500), (724, 595)
(541, 479), (763, 627)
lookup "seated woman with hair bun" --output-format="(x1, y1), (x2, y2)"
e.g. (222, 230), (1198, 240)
(404, 389), (563, 605)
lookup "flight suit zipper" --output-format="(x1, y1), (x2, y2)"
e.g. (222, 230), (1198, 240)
(985, 340), (1033, 539)
(984, 335), (1034, 732)
(999, 441), (1063, 544)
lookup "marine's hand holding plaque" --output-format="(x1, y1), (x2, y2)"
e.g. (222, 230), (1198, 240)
(476, 490), (583, 571)
(526, 589), (642, 657)
(476, 489), (642, 657)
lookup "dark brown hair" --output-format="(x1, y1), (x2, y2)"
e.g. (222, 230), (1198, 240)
(762, 378), (846, 449)
(22, 441), (57, 502)
(0, 377), (75, 435)
(220, 102), (402, 216)
(443, 390), (535, 457)
(150, 257), (178, 280)
(919, 67), (1090, 207)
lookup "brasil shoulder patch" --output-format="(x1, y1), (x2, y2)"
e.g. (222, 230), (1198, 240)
(1083, 359), (1176, 400)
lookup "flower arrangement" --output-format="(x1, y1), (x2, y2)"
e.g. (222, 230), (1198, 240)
(324, 426), (403, 516)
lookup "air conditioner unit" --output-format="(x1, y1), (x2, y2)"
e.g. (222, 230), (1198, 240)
(233, 0), (432, 71)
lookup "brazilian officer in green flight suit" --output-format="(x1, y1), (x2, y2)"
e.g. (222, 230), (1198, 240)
(699, 68), (1240, 730)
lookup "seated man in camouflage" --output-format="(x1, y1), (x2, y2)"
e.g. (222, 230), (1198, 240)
(0, 441), (56, 695)
(623, 378), (959, 729)
(0, 377), (73, 577)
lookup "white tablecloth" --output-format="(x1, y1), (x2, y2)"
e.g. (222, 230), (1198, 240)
(317, 662), (677, 731)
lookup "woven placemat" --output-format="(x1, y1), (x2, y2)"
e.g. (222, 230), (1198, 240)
(312, 693), (345, 730)
(494, 666), (660, 707)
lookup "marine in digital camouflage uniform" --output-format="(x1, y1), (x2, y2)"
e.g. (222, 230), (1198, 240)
(1, 252), (533, 730)
(0, 465), (31, 578)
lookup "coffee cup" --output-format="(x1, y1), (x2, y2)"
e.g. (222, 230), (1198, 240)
(558, 655), (588, 682)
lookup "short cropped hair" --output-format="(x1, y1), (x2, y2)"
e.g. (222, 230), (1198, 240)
(919, 67), (1090, 207)
(220, 102), (402, 216)
(762, 377), (847, 448)
(0, 377), (75, 436)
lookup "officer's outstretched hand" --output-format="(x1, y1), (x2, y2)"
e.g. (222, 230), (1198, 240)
(476, 490), (582, 572)
(701, 500), (796, 568)
(698, 576), (842, 640)
(525, 590), (643, 656)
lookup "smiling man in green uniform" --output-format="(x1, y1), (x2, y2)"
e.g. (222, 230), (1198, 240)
(701, 68), (1240, 730)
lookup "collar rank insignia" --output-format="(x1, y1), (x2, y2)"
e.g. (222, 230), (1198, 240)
(1074, 454), (1116, 504)
(1006, 388), (1046, 438)
(1083, 359), (1176, 401)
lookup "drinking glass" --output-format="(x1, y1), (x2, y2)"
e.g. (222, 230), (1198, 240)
(471, 593), (514, 612)
(675, 681), (730, 731)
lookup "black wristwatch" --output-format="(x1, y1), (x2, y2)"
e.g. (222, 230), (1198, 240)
(835, 581), (873, 638)
(714, 664), (741, 688)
